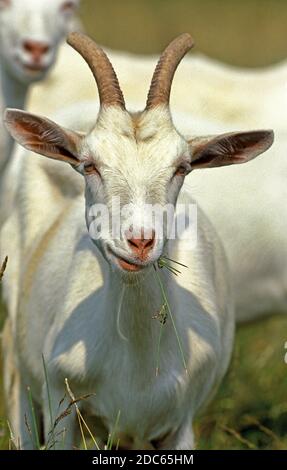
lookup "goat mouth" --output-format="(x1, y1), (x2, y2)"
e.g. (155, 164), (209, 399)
(118, 258), (144, 272)
(108, 248), (145, 272)
(15, 57), (48, 73)
(23, 63), (48, 73)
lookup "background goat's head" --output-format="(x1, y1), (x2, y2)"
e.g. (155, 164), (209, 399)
(0, 0), (80, 83)
(4, 32), (273, 275)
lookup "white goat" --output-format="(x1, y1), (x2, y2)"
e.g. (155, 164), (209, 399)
(3, 33), (273, 449)
(0, 0), (81, 171)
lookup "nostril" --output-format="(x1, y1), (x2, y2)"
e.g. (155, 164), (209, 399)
(145, 238), (154, 249)
(23, 40), (50, 57)
(23, 40), (34, 53)
(145, 231), (155, 248)
(127, 229), (155, 255)
(127, 238), (139, 249)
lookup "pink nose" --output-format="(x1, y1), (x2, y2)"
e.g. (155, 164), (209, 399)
(23, 40), (50, 62)
(126, 228), (155, 260)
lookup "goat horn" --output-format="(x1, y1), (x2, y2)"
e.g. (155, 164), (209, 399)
(67, 32), (125, 109)
(146, 33), (194, 110)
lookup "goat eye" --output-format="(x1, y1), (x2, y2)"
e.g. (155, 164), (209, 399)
(84, 162), (99, 176)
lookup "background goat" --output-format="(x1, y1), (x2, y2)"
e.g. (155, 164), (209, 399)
(0, 0), (81, 171)
(0, 0), (81, 230)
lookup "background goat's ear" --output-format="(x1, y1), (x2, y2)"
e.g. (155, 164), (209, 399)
(4, 109), (83, 166)
(189, 130), (274, 169)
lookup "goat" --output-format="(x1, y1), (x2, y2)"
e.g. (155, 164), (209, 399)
(0, 0), (81, 171)
(3, 32), (273, 449)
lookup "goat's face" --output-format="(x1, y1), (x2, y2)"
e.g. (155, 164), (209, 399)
(78, 106), (190, 273)
(4, 33), (274, 276)
(0, 0), (79, 83)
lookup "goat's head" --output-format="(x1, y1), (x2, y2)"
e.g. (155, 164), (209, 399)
(5, 32), (274, 276)
(0, 0), (80, 83)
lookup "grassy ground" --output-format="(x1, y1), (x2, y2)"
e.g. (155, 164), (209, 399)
(196, 315), (287, 449)
(1, 0), (287, 450)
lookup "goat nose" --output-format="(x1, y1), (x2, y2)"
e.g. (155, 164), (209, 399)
(23, 40), (50, 62)
(126, 229), (155, 258)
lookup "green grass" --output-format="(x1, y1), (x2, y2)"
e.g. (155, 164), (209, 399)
(196, 315), (287, 449)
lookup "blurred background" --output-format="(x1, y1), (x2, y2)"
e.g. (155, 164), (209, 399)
(81, 0), (287, 67)
(1, 0), (287, 451)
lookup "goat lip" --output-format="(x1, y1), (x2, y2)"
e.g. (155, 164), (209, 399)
(16, 58), (48, 73)
(23, 63), (47, 72)
(108, 248), (144, 272)
(117, 258), (144, 272)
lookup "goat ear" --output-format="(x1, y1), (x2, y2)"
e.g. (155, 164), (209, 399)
(189, 130), (274, 169)
(4, 109), (83, 166)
